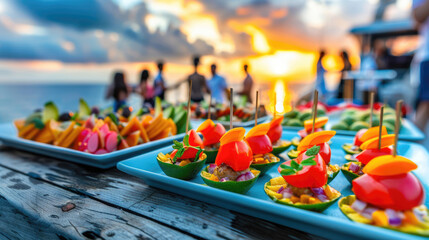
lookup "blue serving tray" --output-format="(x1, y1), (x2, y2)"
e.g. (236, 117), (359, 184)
(0, 123), (185, 169)
(117, 131), (429, 240)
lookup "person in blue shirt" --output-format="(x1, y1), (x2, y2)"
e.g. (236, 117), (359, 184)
(207, 64), (228, 103)
(153, 60), (166, 100)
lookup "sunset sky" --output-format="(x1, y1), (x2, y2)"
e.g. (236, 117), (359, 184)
(0, 0), (414, 112)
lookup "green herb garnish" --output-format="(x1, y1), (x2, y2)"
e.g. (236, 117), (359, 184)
(171, 135), (203, 163)
(280, 145), (319, 176)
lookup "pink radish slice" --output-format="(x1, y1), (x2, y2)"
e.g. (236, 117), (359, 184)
(94, 149), (108, 155)
(77, 128), (92, 151)
(86, 132), (99, 153)
(105, 131), (118, 152)
(83, 116), (95, 129)
(98, 124), (109, 149)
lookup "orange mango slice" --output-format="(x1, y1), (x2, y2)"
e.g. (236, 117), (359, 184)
(220, 127), (245, 146)
(363, 155), (417, 176)
(197, 119), (215, 132)
(54, 122), (76, 146)
(152, 127), (171, 141)
(141, 115), (153, 129)
(360, 134), (395, 150)
(125, 131), (140, 147)
(270, 116), (284, 127)
(120, 117), (140, 137)
(297, 130), (336, 152)
(14, 119), (25, 130)
(246, 123), (270, 138)
(168, 118), (177, 136)
(23, 127), (40, 140)
(303, 116), (329, 132)
(60, 126), (84, 148)
(34, 123), (54, 144)
(148, 119), (169, 140)
(359, 126), (387, 143)
(145, 114), (163, 133)
(18, 123), (36, 138)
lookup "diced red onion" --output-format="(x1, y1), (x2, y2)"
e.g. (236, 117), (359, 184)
(220, 177), (229, 182)
(276, 186), (284, 194)
(208, 164), (216, 174)
(349, 163), (360, 173)
(236, 172), (255, 182)
(175, 161), (181, 165)
(413, 208), (427, 222)
(316, 194), (329, 202)
(282, 191), (293, 199)
(311, 187), (325, 195)
(386, 209), (402, 226)
(351, 199), (367, 212)
(361, 207), (378, 220)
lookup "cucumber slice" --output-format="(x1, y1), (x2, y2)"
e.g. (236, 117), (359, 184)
(42, 101), (59, 123)
(78, 98), (91, 118)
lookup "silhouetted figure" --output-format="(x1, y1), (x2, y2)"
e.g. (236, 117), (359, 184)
(337, 51), (354, 99)
(238, 64), (253, 103)
(315, 51), (327, 98)
(207, 64), (228, 103)
(139, 69), (154, 107)
(106, 71), (129, 112)
(154, 60), (166, 100)
(187, 56), (210, 102)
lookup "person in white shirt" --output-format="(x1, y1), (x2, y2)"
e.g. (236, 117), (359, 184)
(207, 64), (228, 103)
(413, 0), (429, 130)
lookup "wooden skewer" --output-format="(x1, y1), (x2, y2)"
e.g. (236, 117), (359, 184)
(311, 90), (318, 134)
(186, 79), (192, 133)
(274, 92), (277, 119)
(369, 91), (374, 128)
(378, 105), (384, 150)
(393, 100), (403, 157)
(255, 90), (259, 127)
(208, 94), (212, 120)
(230, 88), (233, 130)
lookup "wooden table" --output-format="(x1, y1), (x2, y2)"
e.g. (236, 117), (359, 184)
(0, 146), (324, 240)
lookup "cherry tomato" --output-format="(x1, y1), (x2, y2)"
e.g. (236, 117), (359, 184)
(298, 142), (331, 164)
(355, 147), (392, 165)
(353, 129), (367, 146)
(215, 140), (253, 171)
(200, 123), (226, 146)
(171, 130), (203, 160)
(352, 173), (425, 211)
(278, 152), (327, 188)
(267, 123), (282, 143)
(245, 135), (273, 155)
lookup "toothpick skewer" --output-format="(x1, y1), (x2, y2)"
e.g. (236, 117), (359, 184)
(230, 88), (233, 130)
(378, 105), (384, 150)
(274, 92), (277, 119)
(369, 91), (374, 127)
(208, 94), (212, 120)
(186, 79), (192, 133)
(255, 90), (259, 127)
(311, 90), (318, 134)
(393, 100), (403, 157)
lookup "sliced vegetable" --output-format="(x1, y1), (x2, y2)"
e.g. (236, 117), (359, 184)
(362, 155), (418, 176)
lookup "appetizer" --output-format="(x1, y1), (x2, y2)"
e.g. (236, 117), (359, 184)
(190, 102), (267, 123)
(339, 155), (428, 236)
(289, 116), (328, 150)
(14, 99), (179, 154)
(245, 123), (280, 175)
(267, 116), (292, 155)
(201, 128), (260, 194)
(264, 145), (341, 212)
(342, 126), (387, 157)
(341, 131), (395, 183)
(157, 129), (207, 180)
(196, 119), (226, 163)
(296, 130), (339, 183)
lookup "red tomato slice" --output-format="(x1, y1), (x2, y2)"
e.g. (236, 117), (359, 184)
(298, 142), (331, 164)
(200, 123), (226, 146)
(355, 147), (392, 165)
(267, 123), (282, 143)
(278, 153), (327, 188)
(352, 173), (425, 211)
(353, 129), (367, 146)
(215, 140), (253, 171)
(245, 135), (273, 155)
(171, 130), (203, 160)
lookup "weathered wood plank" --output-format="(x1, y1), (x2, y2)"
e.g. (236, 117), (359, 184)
(0, 147), (324, 240)
(0, 165), (195, 240)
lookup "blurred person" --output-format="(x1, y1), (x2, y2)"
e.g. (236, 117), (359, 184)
(106, 71), (129, 112)
(207, 64), (228, 103)
(315, 50), (327, 100)
(238, 64), (253, 103)
(412, 0), (429, 130)
(186, 56), (210, 103)
(336, 50), (354, 99)
(139, 69), (154, 108)
(359, 44), (379, 103)
(154, 60), (166, 100)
